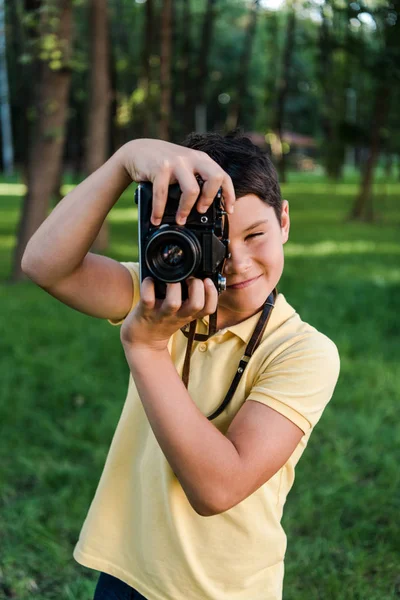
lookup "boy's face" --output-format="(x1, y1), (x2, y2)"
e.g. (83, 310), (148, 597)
(217, 194), (290, 327)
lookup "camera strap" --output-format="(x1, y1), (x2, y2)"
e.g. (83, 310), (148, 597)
(180, 199), (228, 374)
(181, 288), (277, 420)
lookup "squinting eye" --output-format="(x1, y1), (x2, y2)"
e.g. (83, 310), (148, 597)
(246, 232), (264, 240)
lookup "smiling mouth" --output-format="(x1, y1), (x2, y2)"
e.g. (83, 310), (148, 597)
(227, 275), (262, 290)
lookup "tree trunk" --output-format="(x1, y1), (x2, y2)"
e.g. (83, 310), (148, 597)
(264, 10), (279, 125)
(51, 162), (64, 206)
(85, 0), (112, 252)
(384, 153), (393, 180)
(318, 2), (335, 177)
(192, 0), (218, 133)
(24, 0), (45, 184)
(273, 1), (296, 183)
(181, 0), (193, 137)
(0, 0), (14, 174)
(226, 0), (260, 131)
(11, 0), (73, 282)
(10, 0), (37, 173)
(319, 2), (352, 180)
(140, 0), (154, 138)
(350, 0), (400, 221)
(159, 0), (173, 140)
(350, 83), (389, 222)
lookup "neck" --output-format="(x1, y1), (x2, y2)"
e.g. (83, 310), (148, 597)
(215, 289), (277, 331)
(216, 306), (263, 331)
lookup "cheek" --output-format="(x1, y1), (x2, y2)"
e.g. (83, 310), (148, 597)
(257, 238), (281, 262)
(257, 241), (284, 278)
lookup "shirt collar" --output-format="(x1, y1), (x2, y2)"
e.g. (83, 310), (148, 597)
(200, 294), (295, 344)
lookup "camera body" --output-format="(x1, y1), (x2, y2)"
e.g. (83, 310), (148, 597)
(135, 181), (229, 300)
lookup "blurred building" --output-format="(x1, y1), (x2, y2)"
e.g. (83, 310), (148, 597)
(246, 130), (317, 171)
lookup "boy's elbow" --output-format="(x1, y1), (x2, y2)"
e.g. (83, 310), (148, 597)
(21, 254), (40, 284)
(190, 488), (228, 517)
(192, 502), (220, 517)
(21, 252), (34, 278)
(21, 243), (36, 274)
(21, 249), (48, 286)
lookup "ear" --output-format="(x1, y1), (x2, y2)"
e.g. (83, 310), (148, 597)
(281, 200), (290, 244)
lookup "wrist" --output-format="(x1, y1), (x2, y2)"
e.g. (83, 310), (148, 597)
(118, 139), (143, 182)
(103, 146), (134, 192)
(122, 340), (170, 357)
(121, 336), (168, 356)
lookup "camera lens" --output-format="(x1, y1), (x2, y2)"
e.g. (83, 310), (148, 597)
(161, 244), (185, 267)
(145, 227), (201, 283)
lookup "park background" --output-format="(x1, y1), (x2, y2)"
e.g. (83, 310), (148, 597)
(0, 0), (399, 598)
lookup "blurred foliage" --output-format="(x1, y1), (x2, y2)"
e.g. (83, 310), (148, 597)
(3, 0), (400, 177)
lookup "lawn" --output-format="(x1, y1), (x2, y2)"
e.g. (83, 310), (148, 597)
(1, 170), (399, 599)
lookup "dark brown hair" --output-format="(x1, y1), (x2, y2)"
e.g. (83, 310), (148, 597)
(181, 129), (282, 224)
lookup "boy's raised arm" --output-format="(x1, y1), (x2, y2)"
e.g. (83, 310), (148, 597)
(21, 139), (235, 320)
(21, 145), (135, 321)
(21, 146), (132, 288)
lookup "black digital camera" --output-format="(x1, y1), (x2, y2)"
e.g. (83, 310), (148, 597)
(134, 181), (229, 300)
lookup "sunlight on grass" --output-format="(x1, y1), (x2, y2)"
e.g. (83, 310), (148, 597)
(61, 184), (77, 194)
(282, 182), (400, 195)
(331, 264), (400, 284)
(111, 243), (138, 256)
(0, 210), (19, 224)
(369, 271), (400, 285)
(108, 207), (138, 222)
(0, 183), (27, 196)
(285, 240), (400, 257)
(0, 182), (78, 197)
(290, 210), (340, 221)
(0, 236), (15, 249)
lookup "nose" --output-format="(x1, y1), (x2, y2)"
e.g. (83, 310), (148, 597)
(223, 246), (252, 275)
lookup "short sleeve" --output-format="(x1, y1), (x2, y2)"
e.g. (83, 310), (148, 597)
(108, 262), (141, 326)
(247, 333), (340, 434)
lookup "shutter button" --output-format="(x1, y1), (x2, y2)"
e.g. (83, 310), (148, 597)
(199, 343), (207, 352)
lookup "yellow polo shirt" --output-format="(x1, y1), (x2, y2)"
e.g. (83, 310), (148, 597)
(73, 262), (340, 600)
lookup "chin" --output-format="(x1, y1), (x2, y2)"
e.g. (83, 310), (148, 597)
(219, 287), (268, 313)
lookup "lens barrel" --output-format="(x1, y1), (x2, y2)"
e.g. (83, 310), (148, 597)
(145, 227), (202, 283)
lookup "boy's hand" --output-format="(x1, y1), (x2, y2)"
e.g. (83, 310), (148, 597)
(120, 277), (218, 352)
(120, 138), (235, 226)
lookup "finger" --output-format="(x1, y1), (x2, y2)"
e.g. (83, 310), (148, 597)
(161, 282), (182, 315)
(220, 172), (236, 215)
(195, 170), (224, 214)
(151, 162), (172, 226)
(179, 278), (205, 318)
(195, 161), (236, 216)
(172, 163), (201, 225)
(140, 277), (156, 310)
(196, 278), (218, 318)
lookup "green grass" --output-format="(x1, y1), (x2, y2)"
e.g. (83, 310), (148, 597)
(1, 172), (400, 599)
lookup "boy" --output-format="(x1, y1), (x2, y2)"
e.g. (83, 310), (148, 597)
(21, 131), (340, 600)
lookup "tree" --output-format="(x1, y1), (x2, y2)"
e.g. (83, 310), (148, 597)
(264, 9), (279, 120)
(140, 0), (154, 138)
(0, 0), (14, 174)
(226, 0), (260, 131)
(273, 0), (297, 183)
(318, 0), (357, 180)
(11, 0), (74, 282)
(193, 0), (218, 133)
(180, 0), (193, 137)
(85, 0), (112, 251)
(350, 1), (400, 221)
(4, 0), (399, 203)
(159, 0), (173, 140)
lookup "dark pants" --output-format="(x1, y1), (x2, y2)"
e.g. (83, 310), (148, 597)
(94, 572), (148, 600)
